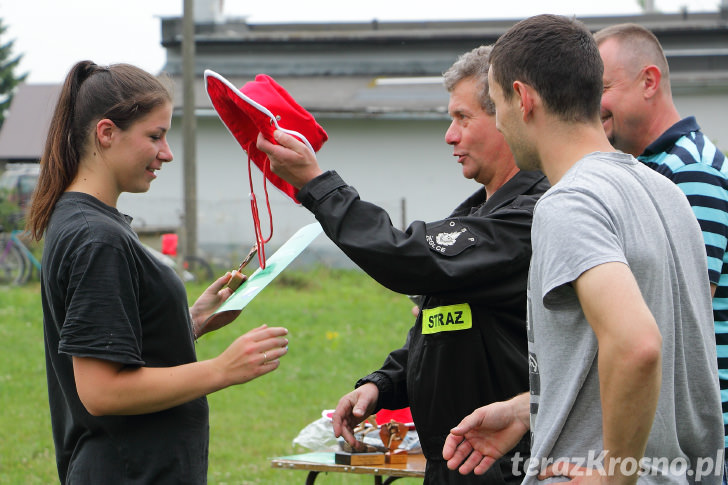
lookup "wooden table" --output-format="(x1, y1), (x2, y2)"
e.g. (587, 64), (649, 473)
(271, 451), (426, 484)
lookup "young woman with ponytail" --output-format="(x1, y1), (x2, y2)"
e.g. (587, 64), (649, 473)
(26, 61), (288, 484)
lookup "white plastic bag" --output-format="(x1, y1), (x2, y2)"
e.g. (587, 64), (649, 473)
(292, 416), (340, 451)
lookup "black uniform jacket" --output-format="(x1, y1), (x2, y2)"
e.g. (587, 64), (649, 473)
(297, 170), (550, 461)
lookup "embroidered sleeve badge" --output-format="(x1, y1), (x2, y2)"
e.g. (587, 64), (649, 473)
(425, 219), (477, 256)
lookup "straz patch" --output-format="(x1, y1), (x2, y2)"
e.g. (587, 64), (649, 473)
(422, 303), (472, 335)
(425, 219), (476, 256)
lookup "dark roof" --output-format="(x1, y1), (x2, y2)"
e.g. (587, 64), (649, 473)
(160, 11), (728, 115)
(0, 84), (60, 161)
(1, 13), (727, 160)
(159, 11), (728, 82)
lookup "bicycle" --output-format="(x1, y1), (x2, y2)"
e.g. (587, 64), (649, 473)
(0, 229), (41, 286)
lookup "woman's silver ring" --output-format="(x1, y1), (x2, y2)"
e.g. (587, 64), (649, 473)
(263, 352), (268, 363)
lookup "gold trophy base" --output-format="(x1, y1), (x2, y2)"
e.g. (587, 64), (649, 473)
(334, 451), (386, 466)
(385, 449), (408, 464)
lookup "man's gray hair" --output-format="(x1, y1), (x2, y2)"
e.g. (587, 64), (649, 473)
(442, 45), (495, 115)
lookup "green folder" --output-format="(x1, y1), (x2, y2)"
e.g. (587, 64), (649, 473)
(204, 222), (323, 326)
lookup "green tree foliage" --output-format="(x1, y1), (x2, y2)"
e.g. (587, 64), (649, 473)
(0, 17), (28, 130)
(0, 189), (22, 230)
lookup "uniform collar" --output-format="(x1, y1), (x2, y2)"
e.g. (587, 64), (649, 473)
(483, 170), (548, 211)
(640, 116), (700, 158)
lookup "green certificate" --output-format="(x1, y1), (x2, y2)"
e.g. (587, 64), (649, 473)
(205, 222), (323, 324)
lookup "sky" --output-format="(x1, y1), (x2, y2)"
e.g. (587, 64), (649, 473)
(0, 0), (723, 84)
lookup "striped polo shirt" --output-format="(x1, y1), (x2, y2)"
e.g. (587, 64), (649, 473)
(639, 116), (728, 449)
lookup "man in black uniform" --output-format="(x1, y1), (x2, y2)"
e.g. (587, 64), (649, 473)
(258, 45), (549, 484)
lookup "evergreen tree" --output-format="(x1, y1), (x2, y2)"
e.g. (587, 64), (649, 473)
(0, 18), (28, 130)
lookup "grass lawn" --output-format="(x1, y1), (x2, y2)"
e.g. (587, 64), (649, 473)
(0, 266), (424, 484)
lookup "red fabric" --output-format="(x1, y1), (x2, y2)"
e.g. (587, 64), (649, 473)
(205, 72), (328, 202)
(376, 407), (415, 429)
(160, 233), (178, 257)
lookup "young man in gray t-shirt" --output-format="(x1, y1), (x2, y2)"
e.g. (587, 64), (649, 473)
(443, 14), (723, 484)
(526, 152), (721, 483)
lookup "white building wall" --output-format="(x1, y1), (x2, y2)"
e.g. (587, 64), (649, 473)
(674, 93), (728, 148)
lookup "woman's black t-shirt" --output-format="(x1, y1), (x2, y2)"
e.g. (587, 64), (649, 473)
(41, 192), (209, 484)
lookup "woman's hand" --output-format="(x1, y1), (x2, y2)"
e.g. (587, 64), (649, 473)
(190, 271), (245, 337)
(214, 324), (289, 386)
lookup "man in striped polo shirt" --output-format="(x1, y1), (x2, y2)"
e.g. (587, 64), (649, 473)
(595, 22), (728, 473)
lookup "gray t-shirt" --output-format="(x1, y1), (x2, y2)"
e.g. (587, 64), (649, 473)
(525, 152), (723, 484)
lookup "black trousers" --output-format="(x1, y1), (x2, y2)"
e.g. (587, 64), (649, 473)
(423, 437), (530, 485)
(424, 456), (524, 485)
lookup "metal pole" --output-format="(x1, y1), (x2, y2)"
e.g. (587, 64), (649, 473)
(182, 0), (198, 261)
(400, 197), (406, 231)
